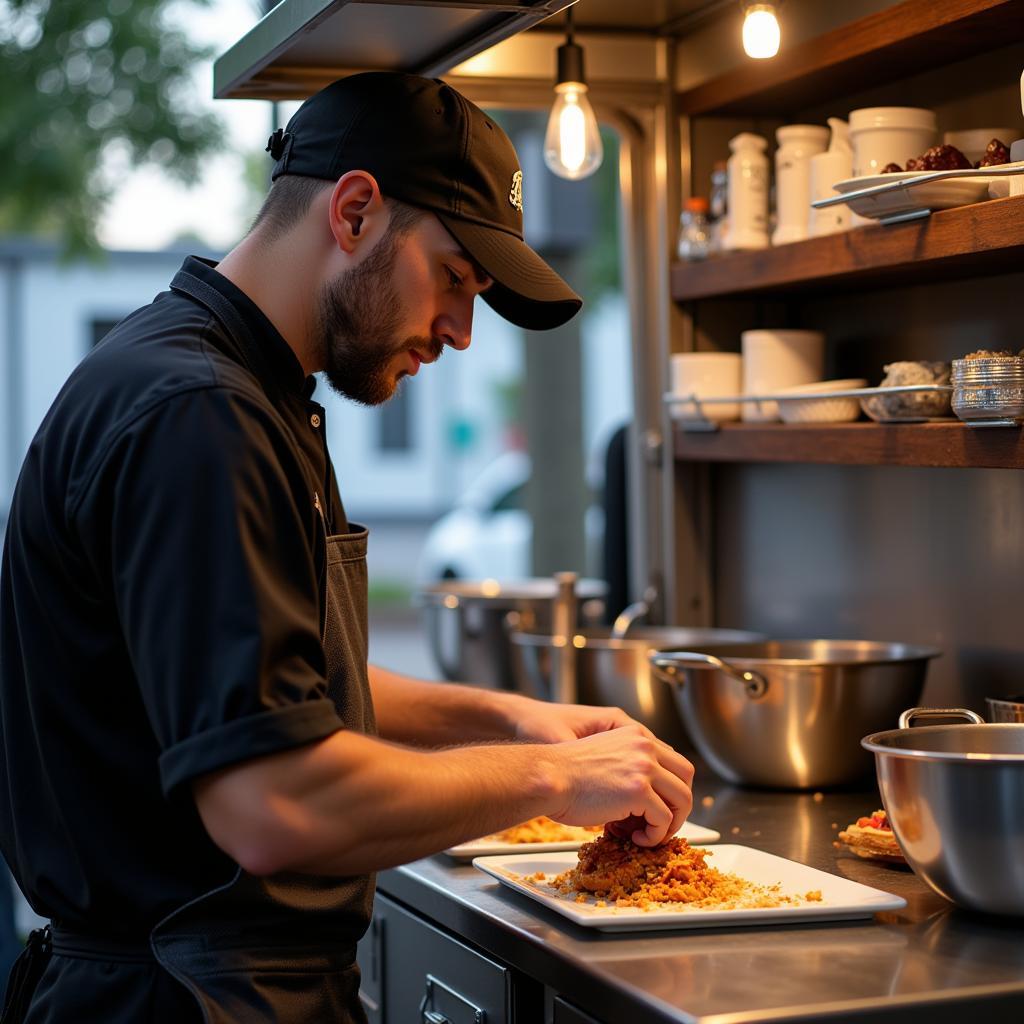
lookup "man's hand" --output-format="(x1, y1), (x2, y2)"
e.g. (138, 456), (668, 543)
(512, 698), (647, 744)
(548, 725), (694, 847)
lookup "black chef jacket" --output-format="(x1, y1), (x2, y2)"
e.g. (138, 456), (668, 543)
(0, 258), (368, 1017)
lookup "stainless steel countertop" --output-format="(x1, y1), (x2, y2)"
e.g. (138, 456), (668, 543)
(379, 778), (1024, 1023)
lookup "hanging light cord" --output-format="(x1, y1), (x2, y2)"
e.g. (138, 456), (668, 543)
(566, 4), (574, 45)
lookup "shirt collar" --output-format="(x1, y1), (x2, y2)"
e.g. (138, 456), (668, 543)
(172, 256), (314, 397)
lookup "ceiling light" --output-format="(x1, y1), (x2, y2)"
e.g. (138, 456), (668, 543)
(543, 6), (602, 181)
(742, 2), (781, 59)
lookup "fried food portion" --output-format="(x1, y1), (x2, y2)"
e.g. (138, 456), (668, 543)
(835, 809), (905, 864)
(550, 834), (821, 910)
(485, 816), (603, 844)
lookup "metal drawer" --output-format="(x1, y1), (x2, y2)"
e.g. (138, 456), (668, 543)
(359, 893), (512, 1024)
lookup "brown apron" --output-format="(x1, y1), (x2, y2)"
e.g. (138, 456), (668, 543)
(3, 527), (378, 1024)
(148, 525), (378, 1024)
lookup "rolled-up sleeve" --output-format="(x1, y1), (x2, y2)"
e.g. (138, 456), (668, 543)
(77, 385), (343, 797)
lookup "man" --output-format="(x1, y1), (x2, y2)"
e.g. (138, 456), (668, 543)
(0, 72), (693, 1023)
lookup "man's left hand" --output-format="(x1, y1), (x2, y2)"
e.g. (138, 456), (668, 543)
(512, 700), (647, 744)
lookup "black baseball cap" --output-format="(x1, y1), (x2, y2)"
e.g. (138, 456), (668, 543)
(266, 72), (582, 331)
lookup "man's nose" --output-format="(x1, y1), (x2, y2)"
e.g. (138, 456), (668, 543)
(433, 303), (474, 352)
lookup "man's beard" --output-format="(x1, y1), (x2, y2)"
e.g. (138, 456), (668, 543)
(316, 230), (442, 406)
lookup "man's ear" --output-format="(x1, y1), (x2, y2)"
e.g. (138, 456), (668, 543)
(328, 171), (385, 254)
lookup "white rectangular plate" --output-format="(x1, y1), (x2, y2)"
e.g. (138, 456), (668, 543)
(445, 821), (720, 861)
(473, 845), (906, 931)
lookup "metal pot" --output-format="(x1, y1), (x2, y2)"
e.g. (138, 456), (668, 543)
(987, 695), (1024, 723)
(509, 625), (764, 748)
(650, 640), (939, 789)
(417, 577), (606, 690)
(863, 708), (1024, 916)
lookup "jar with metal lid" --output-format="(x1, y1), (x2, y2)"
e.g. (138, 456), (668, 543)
(951, 354), (1024, 424)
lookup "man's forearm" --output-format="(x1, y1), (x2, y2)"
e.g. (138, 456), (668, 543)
(369, 663), (532, 745)
(195, 730), (567, 877)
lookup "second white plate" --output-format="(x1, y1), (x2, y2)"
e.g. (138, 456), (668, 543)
(445, 820), (721, 861)
(831, 169), (995, 221)
(473, 845), (906, 931)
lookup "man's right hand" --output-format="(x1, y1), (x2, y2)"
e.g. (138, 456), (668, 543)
(548, 725), (694, 847)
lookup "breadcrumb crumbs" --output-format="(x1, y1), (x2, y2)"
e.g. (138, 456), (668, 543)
(529, 835), (822, 912)
(730, 826), (741, 834)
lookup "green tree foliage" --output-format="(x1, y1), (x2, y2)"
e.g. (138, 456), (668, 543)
(0, 0), (223, 254)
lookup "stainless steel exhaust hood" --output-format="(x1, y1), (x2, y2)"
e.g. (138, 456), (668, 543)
(214, 0), (576, 100)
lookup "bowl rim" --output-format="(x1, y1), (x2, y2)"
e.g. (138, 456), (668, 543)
(649, 640), (942, 666)
(862, 722), (1024, 762)
(774, 378), (868, 396)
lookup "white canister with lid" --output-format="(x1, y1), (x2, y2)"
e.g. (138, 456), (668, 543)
(848, 106), (937, 176)
(772, 124), (829, 246)
(809, 118), (853, 237)
(848, 107), (935, 227)
(725, 132), (769, 250)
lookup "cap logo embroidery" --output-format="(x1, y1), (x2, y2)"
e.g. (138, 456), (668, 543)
(509, 170), (523, 212)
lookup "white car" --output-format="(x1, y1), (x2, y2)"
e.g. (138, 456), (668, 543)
(416, 447), (608, 584)
(416, 451), (532, 583)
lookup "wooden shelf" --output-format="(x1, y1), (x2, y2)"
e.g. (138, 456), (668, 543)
(676, 0), (1024, 117)
(672, 421), (1024, 469)
(670, 195), (1024, 302)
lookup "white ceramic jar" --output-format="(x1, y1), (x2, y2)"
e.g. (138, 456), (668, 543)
(670, 352), (742, 422)
(772, 124), (829, 246)
(725, 132), (769, 250)
(848, 106), (936, 177)
(741, 329), (825, 422)
(809, 118), (853, 237)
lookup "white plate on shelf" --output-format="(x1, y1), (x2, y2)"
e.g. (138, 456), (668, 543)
(831, 169), (997, 221)
(473, 845), (906, 931)
(445, 820), (720, 861)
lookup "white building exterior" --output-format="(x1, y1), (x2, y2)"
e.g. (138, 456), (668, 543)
(0, 240), (528, 522)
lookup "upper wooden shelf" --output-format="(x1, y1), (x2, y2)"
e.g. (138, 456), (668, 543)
(672, 421), (1024, 470)
(676, 0), (1024, 117)
(670, 194), (1024, 302)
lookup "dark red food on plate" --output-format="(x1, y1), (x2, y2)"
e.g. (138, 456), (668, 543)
(881, 162), (903, 174)
(917, 144), (972, 170)
(976, 138), (1010, 167)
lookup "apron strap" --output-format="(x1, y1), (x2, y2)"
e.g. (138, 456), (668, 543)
(1, 926), (51, 1024)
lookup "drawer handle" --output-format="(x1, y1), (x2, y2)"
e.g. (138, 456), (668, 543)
(419, 974), (485, 1023)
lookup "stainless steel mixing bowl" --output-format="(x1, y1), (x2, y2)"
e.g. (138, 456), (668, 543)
(650, 640), (939, 789)
(509, 625), (764, 748)
(417, 578), (606, 690)
(863, 707), (1024, 916)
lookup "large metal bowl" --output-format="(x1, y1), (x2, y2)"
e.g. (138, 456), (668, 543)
(417, 578), (606, 690)
(863, 708), (1024, 916)
(509, 625), (764, 748)
(650, 640), (939, 789)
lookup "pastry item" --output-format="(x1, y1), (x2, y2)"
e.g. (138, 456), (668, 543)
(835, 810), (905, 863)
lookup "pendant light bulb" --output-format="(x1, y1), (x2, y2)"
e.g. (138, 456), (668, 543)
(742, 3), (781, 59)
(544, 81), (602, 180)
(543, 11), (603, 181)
